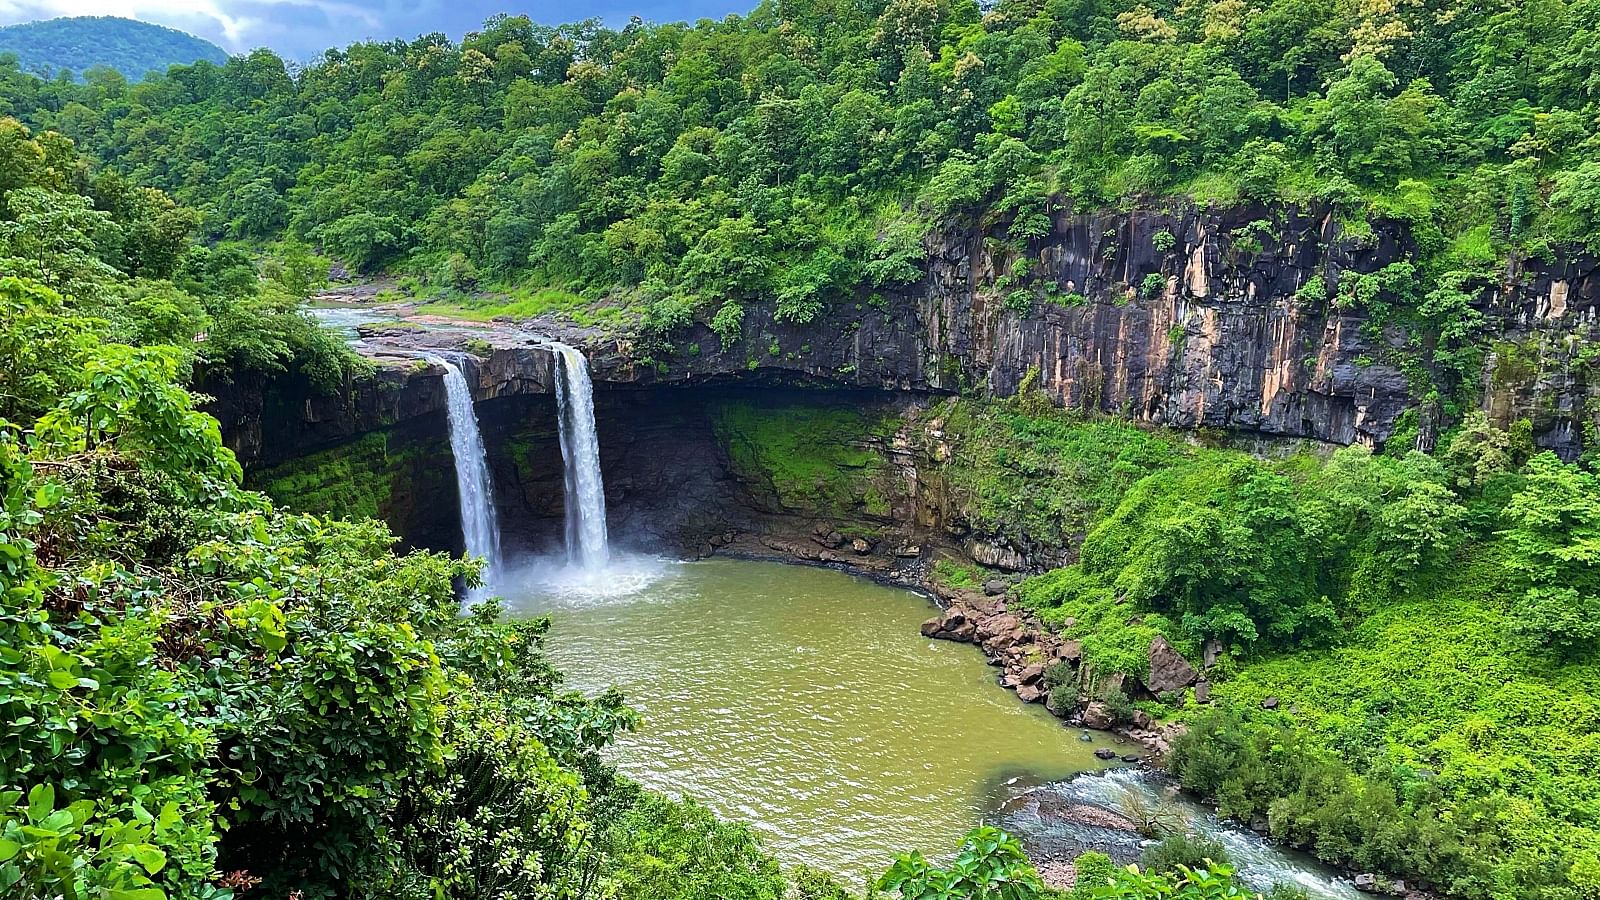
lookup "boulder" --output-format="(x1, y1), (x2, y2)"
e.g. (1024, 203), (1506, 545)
(920, 617), (942, 637)
(1262, 696), (1280, 710)
(1203, 638), (1223, 669)
(983, 579), (1007, 596)
(1094, 747), (1118, 760)
(1147, 636), (1198, 695)
(1018, 663), (1046, 685)
(815, 530), (845, 549)
(1354, 874), (1378, 892)
(1016, 683), (1043, 703)
(1082, 702), (1114, 729)
(1193, 680), (1212, 703)
(1120, 754), (1142, 763)
(1131, 710), (1152, 729)
(976, 613), (1020, 642)
(947, 620), (977, 642)
(1060, 640), (1083, 662)
(850, 538), (872, 554)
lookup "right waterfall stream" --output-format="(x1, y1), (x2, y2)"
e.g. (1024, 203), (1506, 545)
(550, 341), (610, 570)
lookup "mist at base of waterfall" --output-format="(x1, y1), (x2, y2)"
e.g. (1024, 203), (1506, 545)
(496, 552), (675, 605)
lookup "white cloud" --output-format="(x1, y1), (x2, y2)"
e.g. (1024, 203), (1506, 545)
(0, 0), (382, 53)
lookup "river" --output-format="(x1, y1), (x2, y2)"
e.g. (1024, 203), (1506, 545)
(503, 556), (1124, 881)
(502, 555), (1363, 898)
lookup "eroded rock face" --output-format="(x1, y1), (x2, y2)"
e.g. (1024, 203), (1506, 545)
(1146, 636), (1199, 696)
(212, 203), (1600, 470)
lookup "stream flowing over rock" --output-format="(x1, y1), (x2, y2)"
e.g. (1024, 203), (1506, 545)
(995, 769), (1365, 900)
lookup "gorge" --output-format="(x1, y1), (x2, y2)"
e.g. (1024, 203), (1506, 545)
(8, 0), (1600, 894)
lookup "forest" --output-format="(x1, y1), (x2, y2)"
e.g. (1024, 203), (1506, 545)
(0, 18), (228, 83)
(2, 0), (1599, 897)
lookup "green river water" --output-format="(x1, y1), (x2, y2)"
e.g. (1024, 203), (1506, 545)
(503, 556), (1125, 882)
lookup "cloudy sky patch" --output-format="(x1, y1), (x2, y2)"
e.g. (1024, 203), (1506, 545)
(0, 0), (749, 61)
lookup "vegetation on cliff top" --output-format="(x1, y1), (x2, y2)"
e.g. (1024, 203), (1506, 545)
(0, 0), (1596, 349)
(0, 17), (228, 82)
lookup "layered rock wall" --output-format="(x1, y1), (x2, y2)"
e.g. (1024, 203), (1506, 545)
(211, 202), (1600, 468)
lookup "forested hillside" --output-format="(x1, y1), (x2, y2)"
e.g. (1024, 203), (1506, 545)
(0, 17), (228, 82)
(3, 0), (1597, 338)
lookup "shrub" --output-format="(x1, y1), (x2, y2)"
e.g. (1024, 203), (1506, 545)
(1140, 833), (1232, 874)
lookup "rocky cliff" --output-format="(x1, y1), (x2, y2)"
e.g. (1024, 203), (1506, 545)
(211, 201), (1599, 469)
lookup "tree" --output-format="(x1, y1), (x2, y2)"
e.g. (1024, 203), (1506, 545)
(879, 827), (1047, 900)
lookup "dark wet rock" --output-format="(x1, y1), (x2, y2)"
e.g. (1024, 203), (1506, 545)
(1120, 754), (1142, 763)
(816, 530), (845, 549)
(1082, 702), (1114, 729)
(1095, 748), (1118, 760)
(1147, 636), (1198, 696)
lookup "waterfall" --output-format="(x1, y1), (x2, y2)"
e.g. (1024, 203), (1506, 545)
(550, 342), (610, 569)
(428, 354), (503, 596)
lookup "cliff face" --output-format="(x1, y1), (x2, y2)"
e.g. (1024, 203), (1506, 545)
(213, 201), (1600, 471)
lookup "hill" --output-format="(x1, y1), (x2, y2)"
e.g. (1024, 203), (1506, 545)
(0, 15), (227, 81)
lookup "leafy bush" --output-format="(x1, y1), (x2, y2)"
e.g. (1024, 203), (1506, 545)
(879, 826), (1046, 900)
(1140, 833), (1231, 874)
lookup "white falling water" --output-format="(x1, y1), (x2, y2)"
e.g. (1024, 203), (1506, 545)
(428, 353), (503, 597)
(550, 342), (610, 569)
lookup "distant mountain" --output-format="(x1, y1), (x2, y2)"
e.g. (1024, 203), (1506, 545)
(0, 16), (228, 81)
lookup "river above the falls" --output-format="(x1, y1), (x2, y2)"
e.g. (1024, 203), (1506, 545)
(502, 556), (1126, 881)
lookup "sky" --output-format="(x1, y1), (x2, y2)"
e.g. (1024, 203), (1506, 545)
(0, 0), (752, 61)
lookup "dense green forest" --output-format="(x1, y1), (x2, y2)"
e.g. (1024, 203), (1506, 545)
(2, 0), (1598, 336)
(0, 17), (228, 83)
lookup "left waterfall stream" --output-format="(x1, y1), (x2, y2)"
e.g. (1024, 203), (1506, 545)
(427, 353), (503, 599)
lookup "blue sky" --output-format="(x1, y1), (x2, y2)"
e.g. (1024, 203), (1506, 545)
(0, 0), (753, 61)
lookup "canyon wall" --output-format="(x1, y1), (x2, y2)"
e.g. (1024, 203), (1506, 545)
(213, 202), (1599, 471)
(217, 201), (1600, 569)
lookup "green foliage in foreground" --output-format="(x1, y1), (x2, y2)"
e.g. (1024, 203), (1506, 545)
(879, 827), (1047, 900)
(0, 246), (794, 898)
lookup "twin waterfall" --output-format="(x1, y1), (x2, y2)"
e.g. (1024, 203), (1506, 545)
(551, 342), (611, 570)
(429, 354), (504, 597)
(431, 343), (610, 596)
